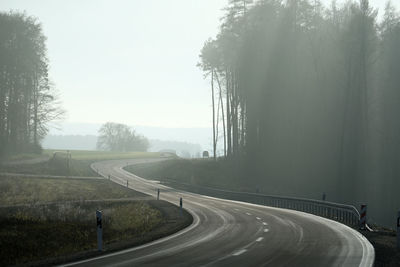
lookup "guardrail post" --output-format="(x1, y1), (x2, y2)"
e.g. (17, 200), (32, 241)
(96, 210), (103, 252)
(322, 192), (326, 201)
(157, 189), (160, 200)
(360, 204), (367, 230)
(127, 180), (129, 187)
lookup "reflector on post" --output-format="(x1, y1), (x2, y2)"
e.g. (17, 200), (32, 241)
(360, 204), (367, 230)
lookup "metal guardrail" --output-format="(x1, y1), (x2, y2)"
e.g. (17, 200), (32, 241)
(162, 179), (360, 227)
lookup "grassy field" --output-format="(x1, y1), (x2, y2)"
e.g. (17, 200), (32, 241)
(1, 153), (46, 161)
(43, 150), (162, 160)
(0, 175), (192, 266)
(0, 176), (146, 205)
(0, 150), (163, 177)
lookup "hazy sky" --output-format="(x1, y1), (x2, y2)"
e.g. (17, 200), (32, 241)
(0, 0), (397, 129)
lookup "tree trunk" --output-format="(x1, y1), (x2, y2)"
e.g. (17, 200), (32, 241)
(211, 70), (217, 160)
(215, 71), (226, 157)
(226, 69), (232, 156)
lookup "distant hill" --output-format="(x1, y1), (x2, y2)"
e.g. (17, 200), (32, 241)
(42, 135), (98, 150)
(48, 122), (212, 151)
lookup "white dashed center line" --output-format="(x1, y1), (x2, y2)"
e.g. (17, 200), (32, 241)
(256, 217), (261, 220)
(262, 222), (268, 226)
(233, 249), (247, 256)
(256, 237), (264, 242)
(264, 229), (270, 232)
(246, 212), (252, 216)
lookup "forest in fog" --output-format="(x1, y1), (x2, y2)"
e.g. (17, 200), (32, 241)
(0, 12), (62, 157)
(199, 0), (400, 226)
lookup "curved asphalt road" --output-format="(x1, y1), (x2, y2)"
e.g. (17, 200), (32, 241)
(64, 158), (374, 267)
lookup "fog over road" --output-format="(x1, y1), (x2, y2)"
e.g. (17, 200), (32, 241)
(64, 158), (374, 267)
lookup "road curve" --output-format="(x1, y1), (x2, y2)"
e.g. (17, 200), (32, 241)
(64, 158), (374, 267)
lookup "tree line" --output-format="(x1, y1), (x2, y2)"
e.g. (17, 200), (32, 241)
(199, 0), (400, 226)
(0, 12), (63, 157)
(97, 122), (149, 152)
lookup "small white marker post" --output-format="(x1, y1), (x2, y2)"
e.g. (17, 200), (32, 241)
(397, 210), (400, 250)
(96, 210), (103, 252)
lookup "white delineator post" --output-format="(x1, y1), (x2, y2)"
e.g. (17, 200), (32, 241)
(360, 204), (367, 230)
(96, 210), (103, 251)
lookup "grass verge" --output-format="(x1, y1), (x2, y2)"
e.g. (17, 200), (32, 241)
(0, 175), (192, 266)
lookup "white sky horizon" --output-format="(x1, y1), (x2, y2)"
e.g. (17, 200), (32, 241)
(0, 0), (397, 130)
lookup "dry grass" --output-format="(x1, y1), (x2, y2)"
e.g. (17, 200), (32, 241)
(0, 175), (192, 266)
(0, 201), (163, 266)
(0, 176), (146, 206)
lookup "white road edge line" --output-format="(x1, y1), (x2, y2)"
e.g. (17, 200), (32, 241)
(88, 160), (375, 267)
(60, 207), (201, 266)
(200, 194), (375, 267)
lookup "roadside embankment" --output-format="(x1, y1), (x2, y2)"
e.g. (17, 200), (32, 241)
(362, 227), (400, 267)
(0, 174), (192, 266)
